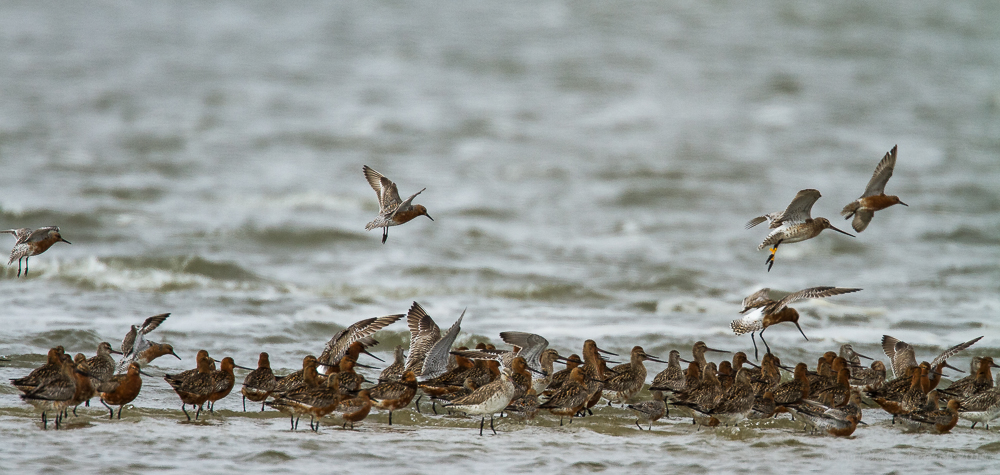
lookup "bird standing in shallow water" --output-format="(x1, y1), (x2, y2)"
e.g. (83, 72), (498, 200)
(746, 189), (854, 271)
(2, 226), (71, 277)
(841, 145), (907, 232)
(363, 165), (433, 244)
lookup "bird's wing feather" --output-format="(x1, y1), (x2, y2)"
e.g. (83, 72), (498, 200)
(861, 145), (897, 198)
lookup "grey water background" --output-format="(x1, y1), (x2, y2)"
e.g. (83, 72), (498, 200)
(0, 1), (999, 473)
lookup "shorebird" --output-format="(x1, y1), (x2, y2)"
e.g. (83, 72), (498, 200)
(331, 355), (368, 397)
(841, 145), (907, 232)
(206, 357), (252, 412)
(87, 342), (123, 392)
(904, 397), (960, 434)
(403, 301), (441, 375)
(368, 370), (418, 425)
(411, 309), (464, 379)
(163, 351), (216, 421)
(267, 372), (342, 432)
(942, 357), (1000, 402)
(604, 346), (667, 405)
(68, 354), (96, 416)
(539, 367), (591, 426)
(849, 360), (887, 392)
(795, 407), (862, 437)
(649, 350), (689, 400)
(746, 189), (854, 271)
(363, 165), (433, 244)
(317, 314), (401, 373)
(11, 346), (66, 393)
(732, 287), (861, 359)
(116, 313), (180, 373)
(242, 352), (278, 412)
(445, 367), (517, 436)
(690, 341), (729, 374)
(448, 330), (549, 377)
(333, 390), (373, 429)
(20, 353), (77, 429)
(379, 346), (406, 382)
(703, 370), (756, 426)
(99, 362), (151, 419)
(544, 353), (583, 395)
(532, 349), (562, 394)
(1, 226), (70, 277)
(505, 388), (540, 421)
(272, 355), (323, 397)
(880, 335), (979, 380)
(626, 397), (667, 430)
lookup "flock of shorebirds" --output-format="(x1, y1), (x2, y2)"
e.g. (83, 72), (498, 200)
(6, 151), (998, 437)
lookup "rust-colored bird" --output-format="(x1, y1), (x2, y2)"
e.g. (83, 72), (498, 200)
(1, 226), (71, 277)
(841, 145), (907, 232)
(363, 165), (433, 244)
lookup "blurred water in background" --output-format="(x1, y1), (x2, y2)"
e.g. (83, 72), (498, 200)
(0, 1), (999, 473)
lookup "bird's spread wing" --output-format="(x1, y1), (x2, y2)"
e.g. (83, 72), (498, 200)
(500, 331), (549, 371)
(322, 314), (404, 364)
(930, 336), (983, 370)
(405, 302), (436, 340)
(881, 335), (899, 362)
(740, 288), (772, 312)
(861, 145), (897, 198)
(773, 286), (861, 313)
(1, 228), (32, 244)
(421, 309), (465, 379)
(139, 313), (171, 335)
(26, 227), (61, 243)
(779, 189), (822, 224)
(379, 177), (403, 210)
(363, 165), (385, 196)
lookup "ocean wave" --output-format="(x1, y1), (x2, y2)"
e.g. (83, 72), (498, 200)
(234, 224), (369, 247)
(52, 255), (268, 291)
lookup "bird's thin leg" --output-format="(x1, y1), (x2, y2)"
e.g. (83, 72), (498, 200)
(766, 241), (782, 272)
(751, 333), (760, 361)
(382, 227), (388, 244)
(760, 329), (772, 355)
(24, 256), (29, 276)
(102, 400), (114, 419)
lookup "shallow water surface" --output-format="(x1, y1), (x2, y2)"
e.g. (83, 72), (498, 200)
(1, 1), (999, 473)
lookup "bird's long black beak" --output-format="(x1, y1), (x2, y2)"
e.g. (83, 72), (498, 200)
(597, 347), (618, 357)
(898, 201), (908, 207)
(362, 348), (385, 363)
(643, 354), (669, 364)
(828, 225), (855, 238)
(942, 362), (964, 374)
(61, 239), (72, 244)
(794, 322), (809, 341)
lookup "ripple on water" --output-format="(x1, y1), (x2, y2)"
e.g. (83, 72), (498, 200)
(238, 450), (296, 464)
(28, 329), (102, 350)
